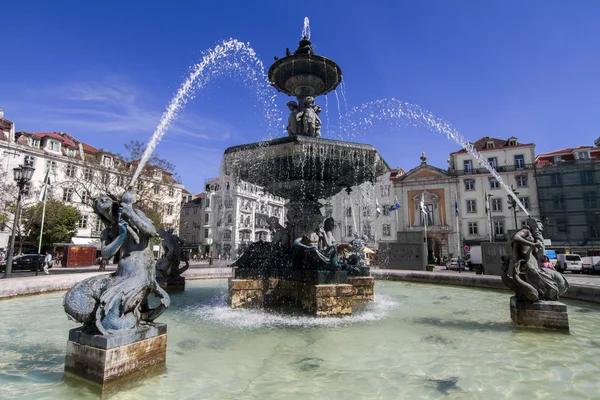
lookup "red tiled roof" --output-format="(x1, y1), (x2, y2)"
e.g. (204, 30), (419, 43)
(450, 136), (534, 155)
(23, 132), (76, 147)
(0, 117), (13, 131)
(81, 142), (100, 153)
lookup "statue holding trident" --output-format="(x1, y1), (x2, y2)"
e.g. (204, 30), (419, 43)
(64, 188), (170, 334)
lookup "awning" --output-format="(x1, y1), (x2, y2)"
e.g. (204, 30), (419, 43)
(71, 237), (102, 249)
(363, 247), (376, 254)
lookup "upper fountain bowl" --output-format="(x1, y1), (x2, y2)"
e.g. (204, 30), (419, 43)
(268, 38), (342, 97)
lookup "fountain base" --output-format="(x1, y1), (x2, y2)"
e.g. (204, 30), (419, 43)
(159, 277), (186, 291)
(229, 274), (374, 317)
(64, 323), (167, 385)
(510, 296), (569, 330)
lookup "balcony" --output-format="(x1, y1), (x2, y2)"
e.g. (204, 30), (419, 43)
(494, 234), (507, 241)
(449, 163), (535, 176)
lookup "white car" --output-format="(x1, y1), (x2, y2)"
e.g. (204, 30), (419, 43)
(556, 254), (583, 273)
(446, 258), (466, 271)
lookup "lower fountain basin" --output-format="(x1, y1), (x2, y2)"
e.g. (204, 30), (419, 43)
(223, 135), (390, 201)
(1, 280), (599, 398)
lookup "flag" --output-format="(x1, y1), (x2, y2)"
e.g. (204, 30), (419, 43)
(455, 199), (459, 217)
(484, 190), (489, 215)
(38, 173), (51, 201)
(390, 196), (401, 211)
(375, 198), (381, 217)
(420, 194), (426, 214)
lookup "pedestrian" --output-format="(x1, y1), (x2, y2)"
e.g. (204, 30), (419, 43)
(540, 255), (555, 270)
(43, 251), (52, 275)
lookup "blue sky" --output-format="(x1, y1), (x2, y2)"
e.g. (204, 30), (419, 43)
(2, 1), (599, 193)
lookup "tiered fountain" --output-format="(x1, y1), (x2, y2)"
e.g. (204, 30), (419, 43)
(224, 36), (390, 316)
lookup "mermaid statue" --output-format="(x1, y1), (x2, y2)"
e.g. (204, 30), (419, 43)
(63, 189), (170, 335)
(501, 218), (569, 302)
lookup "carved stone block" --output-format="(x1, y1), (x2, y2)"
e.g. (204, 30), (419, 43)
(64, 324), (167, 384)
(510, 296), (569, 330)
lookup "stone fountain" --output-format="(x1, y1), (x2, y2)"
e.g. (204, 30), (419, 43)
(224, 37), (390, 316)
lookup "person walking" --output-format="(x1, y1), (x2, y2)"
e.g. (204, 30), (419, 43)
(43, 251), (52, 275)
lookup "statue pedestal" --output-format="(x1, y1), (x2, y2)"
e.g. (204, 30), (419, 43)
(64, 323), (167, 385)
(159, 277), (185, 291)
(229, 270), (374, 317)
(510, 296), (569, 330)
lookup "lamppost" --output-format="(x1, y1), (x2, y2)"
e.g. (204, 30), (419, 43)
(506, 185), (520, 231)
(4, 165), (35, 277)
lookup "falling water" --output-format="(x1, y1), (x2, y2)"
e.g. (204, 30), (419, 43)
(345, 98), (531, 215)
(302, 17), (311, 39)
(129, 39), (281, 187)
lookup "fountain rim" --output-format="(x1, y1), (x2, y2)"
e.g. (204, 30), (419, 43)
(224, 136), (390, 168)
(267, 53), (343, 96)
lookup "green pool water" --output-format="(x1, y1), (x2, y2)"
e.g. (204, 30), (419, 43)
(1, 280), (599, 399)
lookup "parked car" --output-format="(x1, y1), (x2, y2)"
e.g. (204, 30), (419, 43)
(556, 254), (583, 274)
(446, 257), (466, 271)
(581, 256), (600, 274)
(594, 260), (600, 275)
(0, 254), (46, 273)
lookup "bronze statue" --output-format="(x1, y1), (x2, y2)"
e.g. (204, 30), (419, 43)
(301, 96), (318, 137)
(502, 218), (569, 301)
(286, 101), (300, 136)
(64, 189), (170, 335)
(156, 228), (189, 282)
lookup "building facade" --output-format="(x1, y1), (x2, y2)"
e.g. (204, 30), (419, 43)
(448, 136), (540, 245)
(0, 111), (184, 252)
(179, 177), (286, 259)
(535, 142), (600, 255)
(393, 154), (461, 262)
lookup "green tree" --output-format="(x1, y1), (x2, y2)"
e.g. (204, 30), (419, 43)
(22, 200), (82, 246)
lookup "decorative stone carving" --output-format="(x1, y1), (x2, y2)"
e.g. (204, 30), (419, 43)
(286, 101), (300, 136)
(64, 190), (170, 335)
(156, 228), (189, 284)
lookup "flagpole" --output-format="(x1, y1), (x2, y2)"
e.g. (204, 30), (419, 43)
(37, 168), (50, 255)
(455, 191), (460, 260)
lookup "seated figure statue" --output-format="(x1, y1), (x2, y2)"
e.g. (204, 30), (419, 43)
(286, 101), (300, 136)
(301, 96), (318, 137)
(156, 228), (189, 282)
(64, 189), (170, 335)
(501, 218), (569, 302)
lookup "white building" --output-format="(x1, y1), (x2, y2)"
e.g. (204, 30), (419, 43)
(181, 177), (286, 258)
(0, 111), (184, 252)
(449, 136), (539, 245)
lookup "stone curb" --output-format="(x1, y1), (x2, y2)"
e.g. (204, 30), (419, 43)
(371, 270), (600, 304)
(1, 268), (598, 304)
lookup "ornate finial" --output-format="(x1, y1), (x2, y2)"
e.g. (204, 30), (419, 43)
(420, 152), (427, 164)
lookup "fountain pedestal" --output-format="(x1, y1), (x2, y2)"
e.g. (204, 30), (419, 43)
(159, 276), (186, 291)
(229, 271), (374, 317)
(64, 323), (167, 385)
(510, 296), (569, 330)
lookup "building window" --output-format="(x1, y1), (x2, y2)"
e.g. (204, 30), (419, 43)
(383, 205), (390, 216)
(420, 204), (434, 225)
(81, 191), (89, 204)
(514, 154), (525, 168)
(362, 221), (372, 238)
(466, 200), (477, 213)
(487, 157), (497, 170)
(584, 192), (597, 209)
(193, 206), (199, 215)
(492, 198), (502, 212)
(23, 182), (31, 195)
(66, 164), (76, 178)
(581, 170), (594, 184)
(494, 220), (505, 235)
(204, 228), (209, 239)
(518, 197), (530, 210)
(227, 214), (233, 224)
(84, 168), (93, 181)
(24, 155), (36, 167)
(184, 207), (190, 216)
(468, 222), (478, 235)
(205, 198), (210, 208)
(63, 188), (73, 202)
(78, 215), (88, 229)
(45, 160), (57, 172)
(464, 179), (475, 191)
(362, 206), (371, 217)
(380, 185), (390, 197)
(486, 141), (495, 149)
(382, 224), (391, 237)
(66, 148), (76, 157)
(95, 218), (103, 232)
(204, 213), (209, 224)
(489, 178), (500, 190)
(166, 205), (173, 215)
(553, 155), (562, 163)
(516, 175), (527, 188)
(551, 174), (561, 186)
(116, 175), (125, 187)
(168, 187), (175, 197)
(578, 151), (589, 160)
(29, 138), (40, 148)
(346, 207), (352, 217)
(183, 234), (188, 241)
(463, 160), (473, 173)
(154, 169), (162, 179)
(557, 219), (567, 233)
(101, 155), (112, 166)
(345, 225), (353, 237)
(49, 140), (60, 151)
(153, 185), (160, 194)
(553, 195), (564, 210)
(101, 173), (110, 185)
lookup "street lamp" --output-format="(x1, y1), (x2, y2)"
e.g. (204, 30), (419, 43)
(4, 164), (35, 277)
(506, 185), (520, 231)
